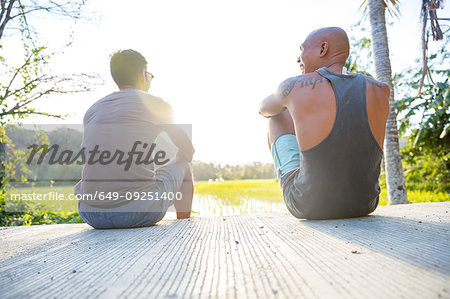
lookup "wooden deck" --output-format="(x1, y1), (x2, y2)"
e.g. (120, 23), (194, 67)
(1, 202), (449, 298)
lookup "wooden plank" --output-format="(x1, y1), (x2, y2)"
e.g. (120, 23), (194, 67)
(0, 202), (449, 298)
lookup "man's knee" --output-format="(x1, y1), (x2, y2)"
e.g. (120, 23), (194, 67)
(268, 109), (295, 145)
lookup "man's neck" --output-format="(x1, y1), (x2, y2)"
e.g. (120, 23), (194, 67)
(119, 85), (146, 92)
(324, 63), (345, 74)
(119, 85), (135, 90)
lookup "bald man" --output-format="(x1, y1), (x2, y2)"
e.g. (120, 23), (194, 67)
(259, 27), (390, 219)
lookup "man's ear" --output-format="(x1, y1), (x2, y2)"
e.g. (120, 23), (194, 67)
(135, 71), (147, 91)
(140, 70), (148, 83)
(319, 41), (328, 57)
(138, 71), (146, 83)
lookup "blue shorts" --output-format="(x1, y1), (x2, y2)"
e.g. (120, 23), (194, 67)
(271, 134), (300, 187)
(78, 162), (190, 229)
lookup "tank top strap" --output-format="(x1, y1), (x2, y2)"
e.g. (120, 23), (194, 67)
(315, 67), (367, 125)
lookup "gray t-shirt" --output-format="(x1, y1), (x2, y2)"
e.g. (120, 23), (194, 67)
(74, 89), (174, 208)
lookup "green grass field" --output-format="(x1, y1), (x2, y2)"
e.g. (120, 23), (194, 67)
(5, 179), (449, 217)
(195, 179), (282, 204)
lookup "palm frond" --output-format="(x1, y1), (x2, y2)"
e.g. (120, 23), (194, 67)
(360, 0), (402, 20)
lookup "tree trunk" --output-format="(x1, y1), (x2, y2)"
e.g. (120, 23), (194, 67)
(368, 0), (408, 204)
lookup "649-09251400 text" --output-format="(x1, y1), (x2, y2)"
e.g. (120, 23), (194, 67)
(9, 191), (183, 201)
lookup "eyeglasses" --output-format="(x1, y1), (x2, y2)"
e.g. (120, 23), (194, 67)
(145, 71), (154, 81)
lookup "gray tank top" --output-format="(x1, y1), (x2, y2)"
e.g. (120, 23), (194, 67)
(285, 67), (383, 219)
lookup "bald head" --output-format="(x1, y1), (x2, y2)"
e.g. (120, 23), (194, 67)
(298, 27), (350, 73)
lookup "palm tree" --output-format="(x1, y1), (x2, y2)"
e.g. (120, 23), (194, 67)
(367, 0), (408, 204)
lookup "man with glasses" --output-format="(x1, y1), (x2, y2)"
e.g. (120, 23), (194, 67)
(75, 49), (194, 228)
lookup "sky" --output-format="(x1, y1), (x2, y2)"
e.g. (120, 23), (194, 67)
(4, 0), (449, 165)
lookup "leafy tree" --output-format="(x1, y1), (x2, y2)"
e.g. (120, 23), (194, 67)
(345, 32), (374, 76)
(396, 43), (449, 193)
(0, 0), (97, 225)
(0, 0), (100, 123)
(359, 0), (448, 202)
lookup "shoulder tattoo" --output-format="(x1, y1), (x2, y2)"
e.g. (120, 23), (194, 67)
(278, 76), (324, 99)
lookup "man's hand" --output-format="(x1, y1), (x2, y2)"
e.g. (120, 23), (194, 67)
(177, 144), (195, 163)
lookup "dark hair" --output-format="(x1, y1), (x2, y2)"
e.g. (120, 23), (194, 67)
(110, 49), (147, 87)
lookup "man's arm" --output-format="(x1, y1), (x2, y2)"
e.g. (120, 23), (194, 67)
(154, 99), (195, 162)
(259, 76), (300, 118)
(164, 126), (195, 162)
(259, 94), (286, 118)
(155, 101), (194, 219)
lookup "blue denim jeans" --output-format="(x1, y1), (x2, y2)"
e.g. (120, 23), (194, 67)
(78, 204), (168, 229)
(78, 162), (188, 229)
